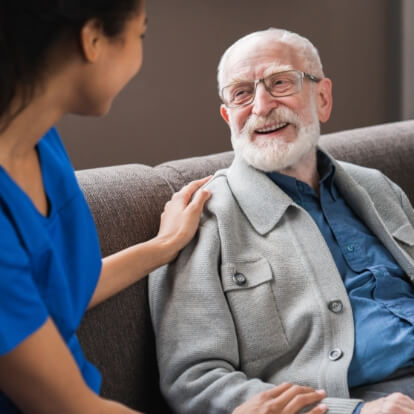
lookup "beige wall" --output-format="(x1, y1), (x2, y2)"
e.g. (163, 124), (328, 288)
(58, 0), (399, 170)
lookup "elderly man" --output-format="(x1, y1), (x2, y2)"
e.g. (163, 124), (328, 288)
(149, 28), (414, 414)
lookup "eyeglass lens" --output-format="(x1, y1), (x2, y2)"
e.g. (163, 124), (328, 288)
(223, 70), (303, 107)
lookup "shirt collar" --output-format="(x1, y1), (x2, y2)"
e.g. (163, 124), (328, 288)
(266, 150), (337, 202)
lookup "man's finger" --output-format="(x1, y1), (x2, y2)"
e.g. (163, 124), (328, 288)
(305, 403), (328, 414)
(282, 389), (326, 414)
(273, 385), (323, 409)
(261, 382), (293, 399)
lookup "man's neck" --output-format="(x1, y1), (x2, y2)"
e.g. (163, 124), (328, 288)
(278, 148), (320, 193)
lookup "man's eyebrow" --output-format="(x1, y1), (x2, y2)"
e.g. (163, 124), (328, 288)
(225, 64), (295, 86)
(262, 64), (293, 78)
(226, 76), (253, 85)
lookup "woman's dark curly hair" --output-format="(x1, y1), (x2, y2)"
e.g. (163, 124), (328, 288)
(0, 0), (143, 131)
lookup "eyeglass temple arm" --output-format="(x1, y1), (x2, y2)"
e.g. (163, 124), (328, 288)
(304, 72), (322, 83)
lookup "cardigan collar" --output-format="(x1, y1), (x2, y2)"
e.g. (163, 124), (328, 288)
(226, 154), (295, 235)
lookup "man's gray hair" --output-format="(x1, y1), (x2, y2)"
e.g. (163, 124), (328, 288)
(217, 28), (325, 93)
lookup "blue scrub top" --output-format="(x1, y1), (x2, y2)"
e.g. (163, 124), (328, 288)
(0, 128), (102, 412)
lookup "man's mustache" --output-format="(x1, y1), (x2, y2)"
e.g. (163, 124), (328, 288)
(241, 107), (300, 136)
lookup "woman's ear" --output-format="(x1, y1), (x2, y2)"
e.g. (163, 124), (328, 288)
(79, 19), (105, 63)
(316, 77), (333, 124)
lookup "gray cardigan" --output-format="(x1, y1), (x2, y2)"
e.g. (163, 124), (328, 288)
(149, 151), (414, 414)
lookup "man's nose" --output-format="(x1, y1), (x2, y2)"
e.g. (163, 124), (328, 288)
(251, 82), (279, 116)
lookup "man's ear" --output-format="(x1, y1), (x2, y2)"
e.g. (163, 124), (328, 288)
(80, 19), (105, 63)
(220, 104), (230, 124)
(316, 78), (333, 124)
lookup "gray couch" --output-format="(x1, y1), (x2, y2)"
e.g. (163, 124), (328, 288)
(76, 120), (414, 413)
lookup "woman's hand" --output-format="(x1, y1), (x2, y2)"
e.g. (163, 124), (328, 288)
(90, 176), (212, 308)
(232, 383), (327, 414)
(156, 176), (212, 261)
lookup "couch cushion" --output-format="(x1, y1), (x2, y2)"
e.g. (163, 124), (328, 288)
(76, 164), (172, 413)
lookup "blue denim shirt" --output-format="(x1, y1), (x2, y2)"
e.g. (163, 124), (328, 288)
(267, 152), (414, 412)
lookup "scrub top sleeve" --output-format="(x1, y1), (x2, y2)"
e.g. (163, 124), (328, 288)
(0, 218), (49, 355)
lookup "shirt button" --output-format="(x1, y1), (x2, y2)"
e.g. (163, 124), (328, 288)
(346, 244), (355, 252)
(329, 348), (343, 361)
(233, 272), (247, 286)
(328, 300), (343, 313)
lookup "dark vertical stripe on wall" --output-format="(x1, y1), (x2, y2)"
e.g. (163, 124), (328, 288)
(388, 0), (402, 121)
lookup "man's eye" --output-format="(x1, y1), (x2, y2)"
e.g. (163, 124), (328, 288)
(232, 87), (252, 101)
(271, 78), (288, 87)
(234, 89), (249, 97)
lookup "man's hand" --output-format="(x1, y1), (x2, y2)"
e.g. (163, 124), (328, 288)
(232, 383), (327, 414)
(361, 393), (414, 413)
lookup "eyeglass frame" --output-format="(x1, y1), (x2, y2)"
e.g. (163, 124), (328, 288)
(220, 69), (322, 108)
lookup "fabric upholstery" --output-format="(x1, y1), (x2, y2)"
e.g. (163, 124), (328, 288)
(74, 121), (414, 413)
(76, 164), (172, 413)
(155, 151), (234, 192)
(320, 120), (414, 202)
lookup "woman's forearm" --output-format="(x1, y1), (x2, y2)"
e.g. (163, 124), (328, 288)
(88, 236), (175, 309)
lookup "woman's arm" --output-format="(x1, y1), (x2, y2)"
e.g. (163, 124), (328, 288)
(0, 318), (142, 414)
(88, 176), (211, 309)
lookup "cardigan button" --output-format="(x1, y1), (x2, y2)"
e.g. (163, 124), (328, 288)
(329, 348), (343, 361)
(328, 300), (343, 313)
(233, 272), (247, 286)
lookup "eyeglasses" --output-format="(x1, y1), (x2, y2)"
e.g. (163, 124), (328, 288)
(220, 69), (321, 108)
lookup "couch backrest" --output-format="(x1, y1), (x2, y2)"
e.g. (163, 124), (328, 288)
(320, 120), (414, 203)
(77, 120), (414, 413)
(156, 120), (414, 203)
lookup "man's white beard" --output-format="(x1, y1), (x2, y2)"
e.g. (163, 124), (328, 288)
(230, 103), (320, 172)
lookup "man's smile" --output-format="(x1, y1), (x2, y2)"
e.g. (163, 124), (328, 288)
(254, 122), (289, 135)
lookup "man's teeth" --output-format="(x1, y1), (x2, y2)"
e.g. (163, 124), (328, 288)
(256, 122), (288, 133)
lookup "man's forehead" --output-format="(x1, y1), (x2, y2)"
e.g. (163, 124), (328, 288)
(222, 37), (302, 84)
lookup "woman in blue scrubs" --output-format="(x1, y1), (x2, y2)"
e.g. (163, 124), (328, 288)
(0, 1), (328, 413)
(0, 1), (211, 413)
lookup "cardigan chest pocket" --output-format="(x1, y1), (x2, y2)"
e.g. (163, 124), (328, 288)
(221, 257), (289, 364)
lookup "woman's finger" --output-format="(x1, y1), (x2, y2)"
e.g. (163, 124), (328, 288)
(186, 188), (211, 216)
(176, 176), (212, 204)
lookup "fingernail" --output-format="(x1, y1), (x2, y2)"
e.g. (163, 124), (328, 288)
(316, 389), (326, 395)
